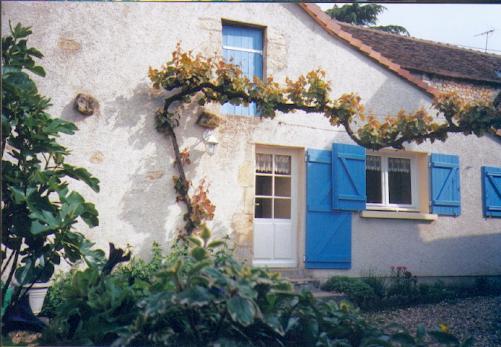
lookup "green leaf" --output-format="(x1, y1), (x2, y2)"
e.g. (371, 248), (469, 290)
(191, 247), (208, 261)
(12, 23), (32, 38)
(30, 220), (50, 235)
(81, 202), (99, 227)
(391, 332), (415, 345)
(8, 186), (26, 203)
(416, 323), (426, 339)
(27, 65), (46, 77)
(429, 331), (460, 345)
(361, 338), (393, 347)
(461, 337), (475, 347)
(187, 236), (202, 247)
(227, 296), (256, 327)
(264, 314), (285, 336)
(60, 164), (100, 193)
(200, 225), (211, 242)
(15, 261), (35, 286)
(207, 240), (224, 249)
(176, 286), (212, 307)
(27, 47), (43, 58)
(1, 287), (14, 318)
(4, 71), (37, 95)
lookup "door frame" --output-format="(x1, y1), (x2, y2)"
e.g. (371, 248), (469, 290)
(252, 146), (300, 268)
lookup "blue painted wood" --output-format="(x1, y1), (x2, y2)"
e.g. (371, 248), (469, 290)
(332, 143), (366, 211)
(430, 153), (461, 216)
(481, 166), (501, 218)
(222, 25), (263, 116)
(305, 149), (351, 269)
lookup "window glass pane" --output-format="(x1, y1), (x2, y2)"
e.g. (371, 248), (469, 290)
(255, 176), (272, 196)
(366, 156), (382, 203)
(274, 199), (291, 219)
(256, 154), (272, 173)
(274, 155), (291, 175)
(274, 177), (291, 197)
(388, 158), (412, 204)
(255, 198), (272, 218)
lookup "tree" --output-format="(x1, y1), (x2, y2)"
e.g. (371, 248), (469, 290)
(1, 23), (103, 313)
(326, 3), (410, 36)
(149, 45), (500, 236)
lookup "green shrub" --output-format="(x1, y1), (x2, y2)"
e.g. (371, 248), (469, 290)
(41, 231), (467, 346)
(361, 269), (386, 299)
(387, 266), (418, 298)
(321, 276), (379, 309)
(40, 270), (73, 318)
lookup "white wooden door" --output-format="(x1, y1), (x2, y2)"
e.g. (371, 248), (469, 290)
(253, 148), (297, 268)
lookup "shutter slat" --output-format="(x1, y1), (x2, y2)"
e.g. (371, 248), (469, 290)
(306, 149), (351, 269)
(482, 166), (501, 218)
(430, 153), (461, 216)
(332, 143), (366, 211)
(222, 25), (263, 117)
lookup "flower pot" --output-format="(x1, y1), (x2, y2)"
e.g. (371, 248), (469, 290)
(28, 284), (49, 315)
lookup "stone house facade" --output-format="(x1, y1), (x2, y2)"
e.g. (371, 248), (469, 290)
(2, 2), (500, 279)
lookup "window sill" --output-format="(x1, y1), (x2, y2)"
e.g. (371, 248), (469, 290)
(360, 210), (438, 221)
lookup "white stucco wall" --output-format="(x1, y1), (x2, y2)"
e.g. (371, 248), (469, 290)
(2, 2), (500, 277)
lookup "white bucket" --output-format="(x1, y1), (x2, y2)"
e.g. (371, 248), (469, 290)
(28, 285), (49, 315)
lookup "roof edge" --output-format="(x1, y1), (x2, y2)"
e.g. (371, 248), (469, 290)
(298, 3), (439, 98)
(406, 67), (501, 86)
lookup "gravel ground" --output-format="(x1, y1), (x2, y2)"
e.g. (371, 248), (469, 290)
(363, 296), (501, 347)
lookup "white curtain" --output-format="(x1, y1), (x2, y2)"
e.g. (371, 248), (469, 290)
(256, 153), (272, 173)
(366, 155), (381, 171)
(388, 158), (411, 173)
(275, 155), (291, 175)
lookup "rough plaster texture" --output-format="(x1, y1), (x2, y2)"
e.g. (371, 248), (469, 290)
(415, 73), (501, 102)
(2, 2), (500, 277)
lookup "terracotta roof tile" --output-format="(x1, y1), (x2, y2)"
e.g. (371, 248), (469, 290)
(336, 20), (501, 85)
(299, 3), (439, 97)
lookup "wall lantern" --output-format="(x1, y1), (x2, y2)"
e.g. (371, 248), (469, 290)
(202, 129), (219, 155)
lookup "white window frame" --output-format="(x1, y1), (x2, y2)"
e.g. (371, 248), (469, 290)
(366, 152), (420, 212)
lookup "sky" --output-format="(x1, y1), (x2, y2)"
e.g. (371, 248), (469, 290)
(317, 3), (501, 55)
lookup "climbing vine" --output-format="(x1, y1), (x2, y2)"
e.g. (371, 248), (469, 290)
(150, 44), (501, 236)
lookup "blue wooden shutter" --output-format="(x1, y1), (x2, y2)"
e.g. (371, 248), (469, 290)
(482, 166), (501, 218)
(222, 25), (263, 116)
(305, 149), (351, 269)
(332, 143), (366, 211)
(429, 153), (461, 216)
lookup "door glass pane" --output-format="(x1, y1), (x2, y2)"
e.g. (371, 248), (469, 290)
(255, 198), (272, 218)
(274, 155), (291, 175)
(388, 157), (412, 204)
(275, 177), (291, 197)
(366, 155), (382, 203)
(274, 199), (291, 219)
(255, 176), (272, 196)
(256, 153), (272, 173)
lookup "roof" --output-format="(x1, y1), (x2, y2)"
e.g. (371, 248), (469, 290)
(338, 22), (501, 85)
(299, 3), (501, 96)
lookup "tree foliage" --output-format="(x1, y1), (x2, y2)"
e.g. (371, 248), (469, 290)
(326, 3), (410, 36)
(1, 23), (103, 313)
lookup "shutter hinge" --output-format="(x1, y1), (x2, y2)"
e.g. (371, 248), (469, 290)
(304, 152), (308, 162)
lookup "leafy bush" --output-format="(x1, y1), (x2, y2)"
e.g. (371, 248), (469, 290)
(360, 269), (386, 299)
(386, 266), (418, 297)
(39, 270), (73, 318)
(41, 230), (468, 346)
(324, 267), (501, 313)
(321, 276), (379, 310)
(2, 22), (102, 314)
